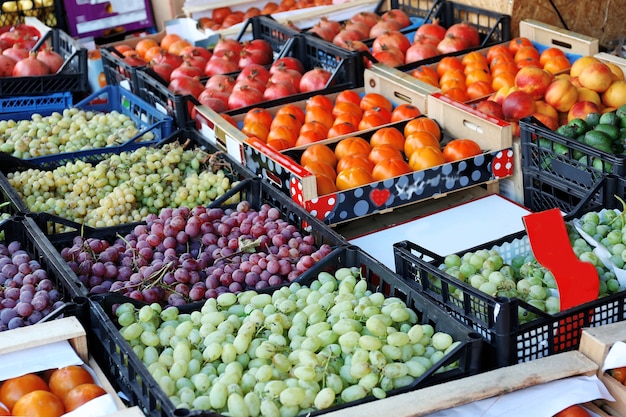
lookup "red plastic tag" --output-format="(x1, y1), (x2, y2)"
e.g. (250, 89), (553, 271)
(523, 208), (599, 311)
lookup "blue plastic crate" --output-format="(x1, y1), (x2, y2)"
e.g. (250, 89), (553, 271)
(0, 85), (174, 169)
(0, 92), (73, 120)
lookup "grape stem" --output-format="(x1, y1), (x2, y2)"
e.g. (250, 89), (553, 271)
(212, 236), (265, 264)
(611, 194), (626, 226)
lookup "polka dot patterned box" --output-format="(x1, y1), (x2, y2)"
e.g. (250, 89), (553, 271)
(197, 83), (513, 226)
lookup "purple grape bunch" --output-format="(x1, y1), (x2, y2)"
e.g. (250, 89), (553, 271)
(0, 241), (63, 331)
(60, 202), (333, 306)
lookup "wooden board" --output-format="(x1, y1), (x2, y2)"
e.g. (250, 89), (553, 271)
(321, 351), (598, 417)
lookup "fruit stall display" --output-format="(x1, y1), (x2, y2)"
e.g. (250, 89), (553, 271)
(86, 245), (484, 417)
(1, 127), (250, 228)
(196, 81), (512, 225)
(393, 193), (626, 367)
(0, 0), (62, 28)
(0, 315), (147, 417)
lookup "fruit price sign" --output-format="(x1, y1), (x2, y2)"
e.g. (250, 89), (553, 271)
(64, 0), (155, 39)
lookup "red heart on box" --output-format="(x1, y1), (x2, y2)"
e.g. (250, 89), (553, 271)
(370, 189), (390, 206)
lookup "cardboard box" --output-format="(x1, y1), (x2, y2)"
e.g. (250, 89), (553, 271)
(196, 84), (512, 225)
(580, 322), (626, 416)
(150, 0), (185, 31)
(0, 316), (133, 415)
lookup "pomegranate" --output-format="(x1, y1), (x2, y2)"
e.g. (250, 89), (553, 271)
(227, 84), (264, 110)
(13, 52), (50, 76)
(270, 57), (304, 74)
(372, 30), (411, 54)
(234, 74), (267, 93)
(405, 42), (440, 64)
(2, 45), (29, 62)
(204, 55), (239, 76)
(268, 66), (302, 87)
(123, 53), (147, 68)
(179, 50), (208, 70)
(372, 48), (405, 67)
(437, 34), (469, 54)
(170, 60), (204, 80)
(35, 48), (64, 73)
(263, 80), (298, 100)
(213, 38), (243, 56)
(238, 48), (272, 68)
(381, 9), (411, 28)
(242, 39), (273, 59)
(445, 22), (481, 48)
(317, 17), (342, 35)
(309, 24), (337, 42)
(179, 45), (212, 61)
(150, 50), (182, 68)
(343, 20), (370, 39)
(150, 62), (175, 83)
(168, 76), (205, 98)
(350, 11), (379, 28)
(204, 74), (236, 92)
(414, 19), (447, 42)
(197, 91), (229, 112)
(369, 20), (403, 38)
(332, 29), (366, 48)
(299, 68), (333, 92)
(237, 64), (271, 84)
(0, 54), (16, 77)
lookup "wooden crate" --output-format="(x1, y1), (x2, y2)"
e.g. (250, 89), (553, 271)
(580, 321), (626, 417)
(0, 317), (131, 415)
(319, 351), (599, 417)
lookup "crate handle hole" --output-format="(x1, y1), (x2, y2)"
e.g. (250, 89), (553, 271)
(462, 119), (484, 134)
(393, 91), (413, 104)
(550, 39), (573, 51)
(263, 169), (283, 188)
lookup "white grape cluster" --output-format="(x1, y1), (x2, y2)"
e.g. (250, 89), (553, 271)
(437, 221), (619, 324)
(0, 108), (154, 159)
(7, 141), (237, 228)
(114, 268), (461, 416)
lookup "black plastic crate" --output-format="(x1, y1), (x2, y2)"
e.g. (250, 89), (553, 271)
(87, 245), (484, 417)
(0, 216), (87, 330)
(0, 170), (25, 216)
(32, 175), (346, 298)
(7, 127), (252, 229)
(393, 230), (626, 368)
(522, 169), (623, 215)
(520, 116), (626, 213)
(0, 27), (87, 96)
(0, 85), (174, 169)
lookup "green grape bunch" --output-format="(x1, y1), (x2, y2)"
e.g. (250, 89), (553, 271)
(0, 108), (155, 159)
(7, 141), (239, 228)
(114, 268), (462, 416)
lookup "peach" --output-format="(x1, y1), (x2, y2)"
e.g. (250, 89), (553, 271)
(605, 62), (625, 81)
(491, 85), (517, 105)
(514, 66), (554, 99)
(576, 87), (602, 106)
(544, 78), (579, 112)
(602, 80), (626, 108)
(475, 99), (505, 120)
(569, 56), (599, 78)
(567, 100), (602, 123)
(502, 90), (536, 121)
(534, 100), (559, 120)
(532, 112), (559, 130)
(578, 62), (613, 92)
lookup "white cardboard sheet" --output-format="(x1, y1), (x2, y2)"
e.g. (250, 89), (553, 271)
(350, 194), (532, 270)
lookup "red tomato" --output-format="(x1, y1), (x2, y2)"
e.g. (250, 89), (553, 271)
(553, 404), (591, 417)
(442, 138), (483, 162)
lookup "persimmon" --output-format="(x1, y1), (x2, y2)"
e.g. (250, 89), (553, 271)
(404, 117), (441, 140)
(369, 144), (404, 165)
(63, 383), (107, 412)
(303, 160), (337, 180)
(243, 108), (273, 128)
(370, 127), (405, 151)
(301, 143), (337, 168)
(12, 390), (64, 417)
(408, 146), (446, 170)
(327, 122), (358, 138)
(134, 38), (158, 59)
(334, 137), (371, 160)
(0, 373), (49, 410)
(436, 56), (464, 77)
(335, 166), (374, 190)
(336, 153), (375, 173)
(372, 158), (412, 180)
(403, 131), (440, 157)
(335, 90), (362, 106)
(305, 106), (334, 129)
(391, 103), (421, 122)
(359, 92), (392, 113)
(508, 36), (534, 54)
(159, 33), (183, 52)
(276, 104), (306, 124)
(48, 365), (95, 403)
